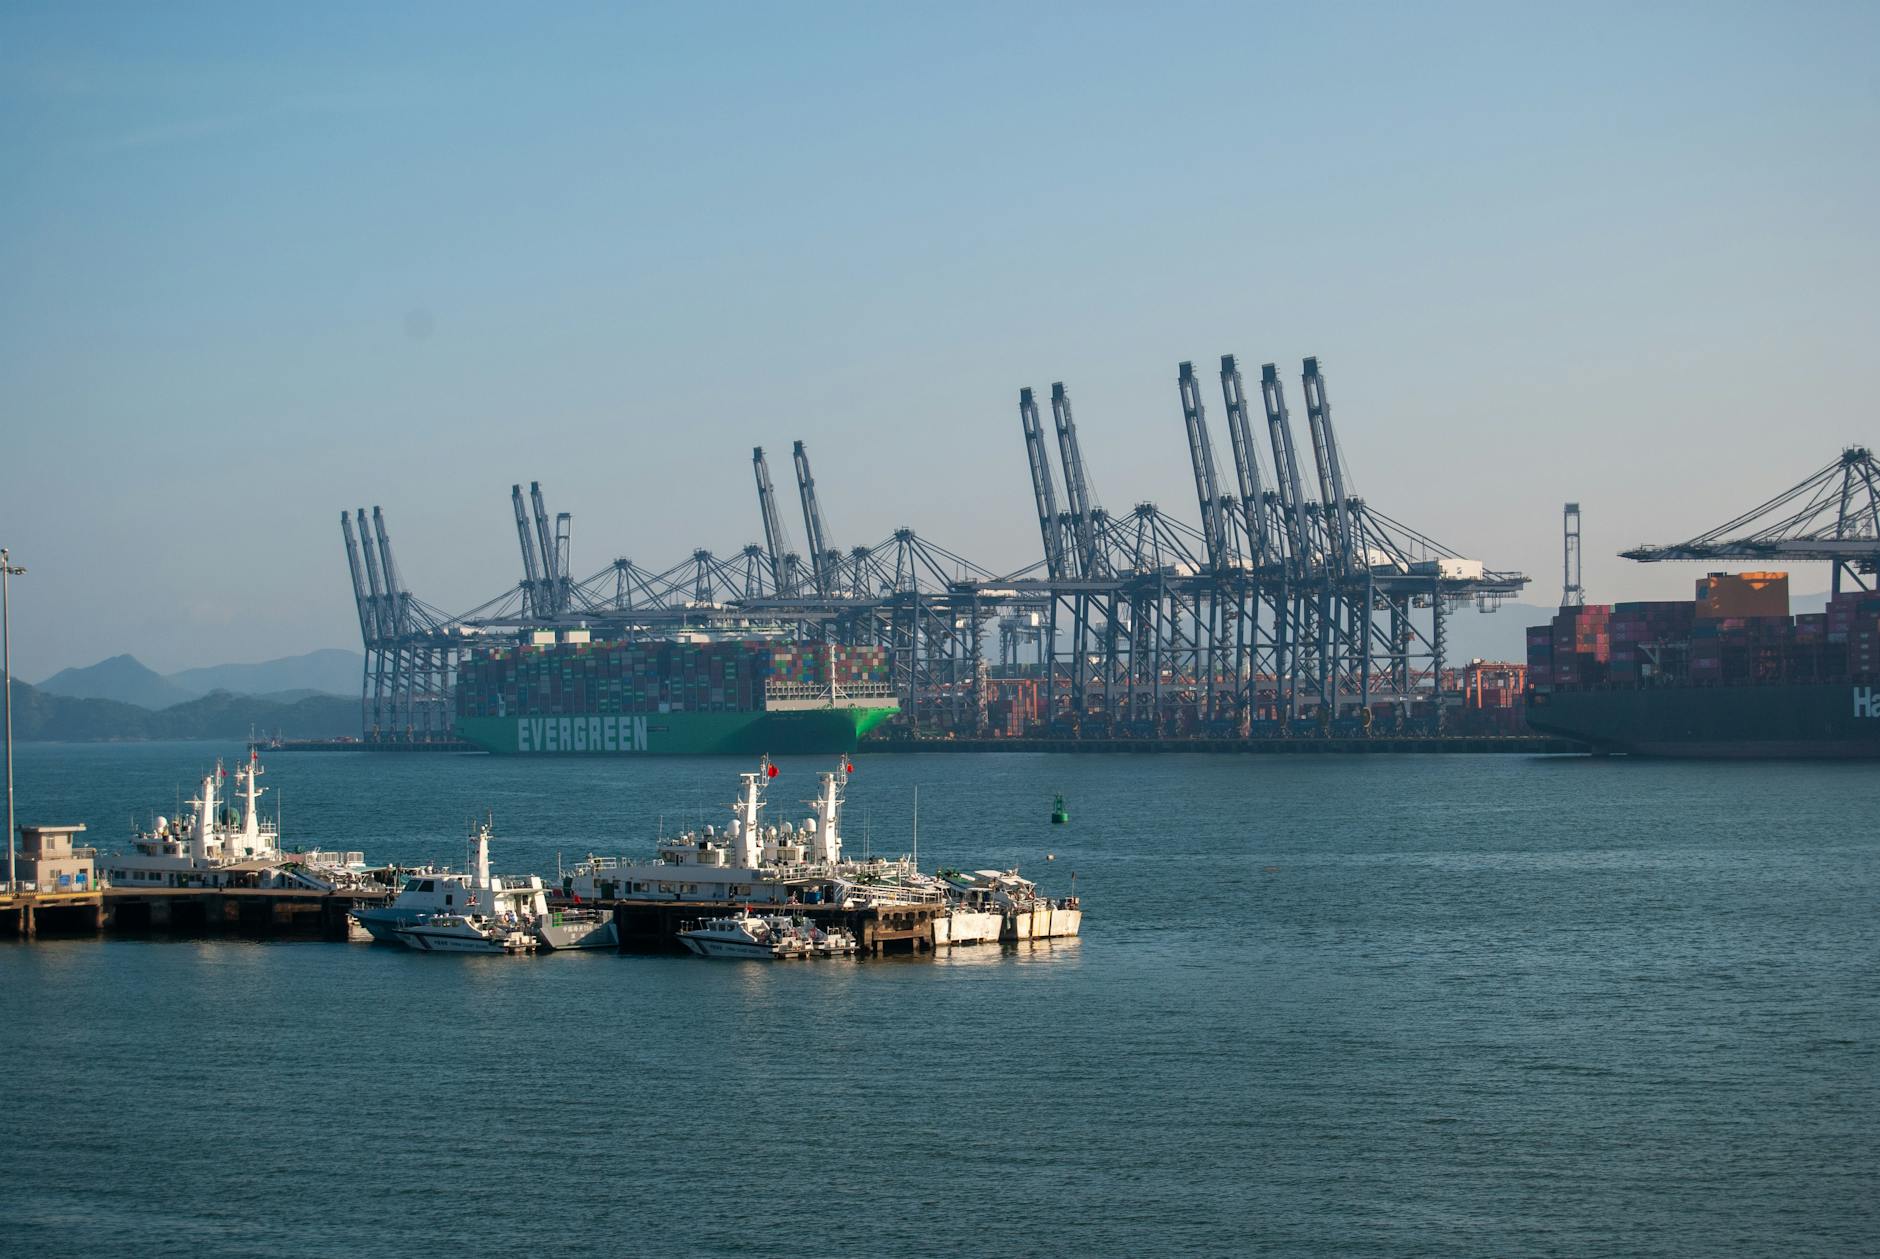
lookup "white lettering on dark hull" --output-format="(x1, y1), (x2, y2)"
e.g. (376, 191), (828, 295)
(1856, 687), (1879, 718)
(516, 715), (650, 753)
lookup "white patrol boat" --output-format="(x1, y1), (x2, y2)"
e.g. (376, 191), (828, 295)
(355, 820), (549, 945)
(103, 751), (360, 891)
(605, 758), (846, 905)
(395, 913), (537, 955)
(677, 914), (810, 959)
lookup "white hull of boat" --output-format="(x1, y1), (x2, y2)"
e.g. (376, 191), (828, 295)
(1007, 905), (1082, 941)
(679, 935), (795, 959)
(395, 925), (534, 954)
(933, 909), (1002, 946)
(536, 916), (618, 951)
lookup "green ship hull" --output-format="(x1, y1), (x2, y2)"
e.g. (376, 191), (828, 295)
(455, 705), (897, 756)
(1526, 682), (1880, 758)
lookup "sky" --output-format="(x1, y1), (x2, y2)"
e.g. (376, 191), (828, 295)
(2, 1), (1877, 678)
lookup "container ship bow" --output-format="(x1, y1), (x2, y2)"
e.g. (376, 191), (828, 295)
(1526, 448), (1880, 759)
(454, 636), (897, 756)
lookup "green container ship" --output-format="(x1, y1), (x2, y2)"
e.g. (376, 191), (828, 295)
(454, 637), (898, 756)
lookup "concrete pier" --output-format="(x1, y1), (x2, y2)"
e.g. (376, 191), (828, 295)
(1, 889), (105, 938)
(101, 886), (394, 941)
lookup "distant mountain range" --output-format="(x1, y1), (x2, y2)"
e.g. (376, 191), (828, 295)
(6, 678), (360, 743)
(36, 649), (362, 710)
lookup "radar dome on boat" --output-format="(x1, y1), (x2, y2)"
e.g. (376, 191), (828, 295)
(154, 816), (168, 831)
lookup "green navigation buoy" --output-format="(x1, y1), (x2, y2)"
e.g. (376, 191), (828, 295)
(1051, 794), (1069, 825)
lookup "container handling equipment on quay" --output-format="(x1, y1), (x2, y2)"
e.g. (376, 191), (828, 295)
(2, 751), (1081, 955)
(322, 349), (1880, 759)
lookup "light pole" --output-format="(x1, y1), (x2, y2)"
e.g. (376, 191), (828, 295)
(2, 548), (21, 894)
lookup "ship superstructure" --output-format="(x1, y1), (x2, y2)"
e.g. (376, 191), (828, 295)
(103, 751), (350, 889)
(600, 757), (850, 903)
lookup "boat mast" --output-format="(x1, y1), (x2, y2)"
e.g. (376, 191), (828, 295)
(187, 772), (211, 864)
(237, 750), (266, 854)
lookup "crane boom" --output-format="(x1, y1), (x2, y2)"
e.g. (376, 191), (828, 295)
(371, 506), (406, 637)
(341, 511), (377, 644)
(529, 482), (558, 615)
(1177, 361), (1229, 570)
(752, 447), (794, 594)
(356, 508), (390, 636)
(1259, 364), (1312, 577)
(1050, 382), (1102, 577)
(1219, 355), (1268, 566)
(554, 512), (573, 612)
(1019, 388), (1068, 580)
(792, 440), (835, 595)
(511, 483), (544, 615)
(1300, 356), (1353, 572)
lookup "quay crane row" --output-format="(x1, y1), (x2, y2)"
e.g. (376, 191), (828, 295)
(341, 355), (1531, 742)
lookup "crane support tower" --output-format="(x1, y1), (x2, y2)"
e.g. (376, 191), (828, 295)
(1562, 503), (1584, 608)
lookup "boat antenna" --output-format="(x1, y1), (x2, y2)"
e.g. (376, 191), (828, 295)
(912, 784), (919, 872)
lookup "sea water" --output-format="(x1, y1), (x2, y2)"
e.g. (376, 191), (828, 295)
(2, 743), (1875, 1257)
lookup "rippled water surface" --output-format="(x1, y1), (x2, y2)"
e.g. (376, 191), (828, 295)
(2, 743), (1876, 1258)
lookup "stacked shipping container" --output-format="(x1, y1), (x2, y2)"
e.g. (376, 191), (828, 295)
(455, 639), (892, 722)
(1529, 577), (1880, 692)
(1545, 605), (1611, 689)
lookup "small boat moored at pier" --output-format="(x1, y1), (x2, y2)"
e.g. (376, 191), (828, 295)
(678, 915), (809, 959)
(354, 820), (548, 944)
(395, 913), (537, 954)
(534, 908), (617, 951)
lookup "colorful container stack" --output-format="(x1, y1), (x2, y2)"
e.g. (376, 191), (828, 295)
(763, 643), (891, 691)
(1834, 590), (1880, 676)
(985, 677), (1043, 736)
(1529, 575), (1880, 691)
(1688, 616), (1798, 685)
(1607, 600), (1697, 684)
(1548, 605), (1611, 689)
(454, 638), (894, 723)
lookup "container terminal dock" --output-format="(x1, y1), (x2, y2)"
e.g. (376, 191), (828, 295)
(319, 414), (1880, 760)
(334, 355), (1540, 754)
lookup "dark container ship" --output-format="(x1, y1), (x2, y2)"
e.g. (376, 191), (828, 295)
(1524, 571), (1880, 758)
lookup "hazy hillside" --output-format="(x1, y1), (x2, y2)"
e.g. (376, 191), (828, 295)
(36, 648), (363, 709)
(6, 679), (359, 742)
(168, 648), (362, 699)
(34, 654), (195, 709)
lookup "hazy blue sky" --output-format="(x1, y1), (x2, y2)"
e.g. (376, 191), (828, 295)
(3, 1), (1877, 677)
